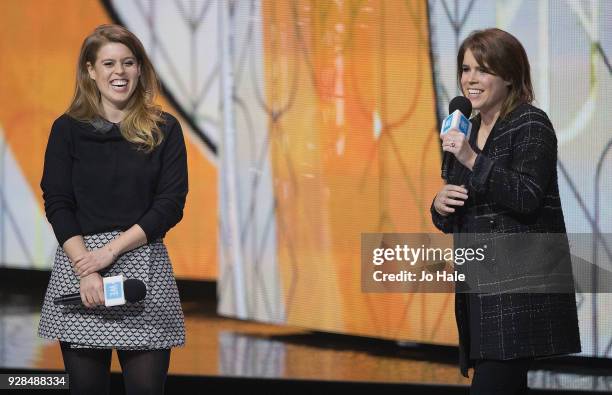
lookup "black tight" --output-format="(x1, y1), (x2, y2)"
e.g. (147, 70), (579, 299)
(60, 343), (111, 395)
(60, 342), (170, 395)
(470, 358), (533, 395)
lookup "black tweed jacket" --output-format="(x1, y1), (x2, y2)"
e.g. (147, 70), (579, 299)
(431, 102), (581, 377)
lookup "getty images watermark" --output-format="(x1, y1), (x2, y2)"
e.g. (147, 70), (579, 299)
(361, 233), (612, 293)
(361, 233), (474, 292)
(371, 243), (486, 283)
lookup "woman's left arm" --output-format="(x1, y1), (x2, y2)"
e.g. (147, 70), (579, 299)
(136, 117), (189, 242)
(75, 118), (188, 277)
(468, 114), (558, 214)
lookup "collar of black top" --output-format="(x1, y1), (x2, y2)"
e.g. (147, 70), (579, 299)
(90, 117), (117, 134)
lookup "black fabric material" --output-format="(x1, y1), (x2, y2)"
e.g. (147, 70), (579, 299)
(467, 136), (483, 361)
(468, 293), (481, 359)
(41, 113), (188, 245)
(60, 342), (170, 395)
(60, 342), (112, 395)
(470, 358), (532, 395)
(117, 348), (171, 395)
(431, 103), (581, 377)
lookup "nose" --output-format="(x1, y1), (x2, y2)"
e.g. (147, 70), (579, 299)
(466, 70), (478, 83)
(114, 63), (125, 74)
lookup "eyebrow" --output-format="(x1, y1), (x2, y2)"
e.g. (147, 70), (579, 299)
(100, 57), (137, 62)
(462, 64), (486, 69)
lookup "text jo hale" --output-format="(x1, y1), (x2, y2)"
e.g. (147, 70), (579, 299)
(372, 270), (466, 282)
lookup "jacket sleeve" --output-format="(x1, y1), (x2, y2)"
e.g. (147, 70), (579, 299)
(468, 112), (557, 214)
(430, 200), (455, 233)
(40, 117), (82, 246)
(137, 117), (188, 242)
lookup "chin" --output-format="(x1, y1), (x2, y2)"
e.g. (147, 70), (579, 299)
(470, 97), (485, 108)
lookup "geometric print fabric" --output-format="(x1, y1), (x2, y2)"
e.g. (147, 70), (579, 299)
(38, 231), (185, 349)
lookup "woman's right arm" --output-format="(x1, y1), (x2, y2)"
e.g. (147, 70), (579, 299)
(63, 235), (104, 308)
(41, 118), (82, 246)
(40, 118), (103, 307)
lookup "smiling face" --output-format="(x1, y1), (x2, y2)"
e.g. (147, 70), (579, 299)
(460, 48), (510, 119)
(87, 42), (140, 116)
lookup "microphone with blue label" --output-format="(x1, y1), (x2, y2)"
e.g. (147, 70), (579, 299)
(441, 96), (473, 181)
(53, 276), (146, 307)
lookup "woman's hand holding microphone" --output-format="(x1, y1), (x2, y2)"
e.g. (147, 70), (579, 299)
(434, 130), (476, 217)
(441, 130), (477, 170)
(71, 245), (118, 307)
(79, 273), (105, 308)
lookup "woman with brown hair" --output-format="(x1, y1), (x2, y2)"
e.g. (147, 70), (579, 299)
(431, 28), (581, 394)
(38, 24), (187, 395)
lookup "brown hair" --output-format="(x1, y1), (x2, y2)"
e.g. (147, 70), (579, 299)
(67, 24), (163, 152)
(457, 28), (534, 118)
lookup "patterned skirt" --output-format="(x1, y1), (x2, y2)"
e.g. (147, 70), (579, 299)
(38, 231), (185, 350)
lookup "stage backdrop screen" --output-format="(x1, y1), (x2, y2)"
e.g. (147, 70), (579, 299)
(216, 0), (612, 360)
(0, 0), (610, 359)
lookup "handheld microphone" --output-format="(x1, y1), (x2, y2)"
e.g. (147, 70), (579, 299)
(53, 277), (147, 307)
(441, 96), (472, 181)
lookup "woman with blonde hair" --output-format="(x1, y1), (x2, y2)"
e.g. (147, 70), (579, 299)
(38, 24), (187, 395)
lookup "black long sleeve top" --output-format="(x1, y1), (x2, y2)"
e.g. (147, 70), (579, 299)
(41, 112), (188, 246)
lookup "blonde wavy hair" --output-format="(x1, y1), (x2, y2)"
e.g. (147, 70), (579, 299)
(67, 24), (163, 152)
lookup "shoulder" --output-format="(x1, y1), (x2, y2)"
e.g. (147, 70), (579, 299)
(52, 113), (96, 133)
(497, 103), (555, 140)
(157, 112), (186, 152)
(158, 112), (186, 140)
(48, 114), (83, 142)
(160, 112), (181, 131)
(502, 103), (557, 150)
(51, 113), (78, 130)
(504, 103), (553, 130)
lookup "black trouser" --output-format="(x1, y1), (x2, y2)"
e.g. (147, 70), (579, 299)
(470, 358), (533, 395)
(60, 342), (171, 395)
